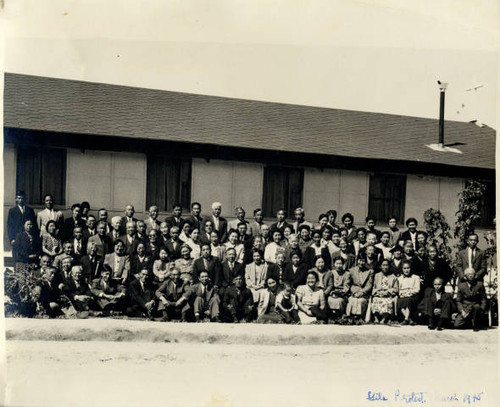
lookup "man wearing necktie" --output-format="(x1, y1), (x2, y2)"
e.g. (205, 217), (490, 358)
(455, 233), (488, 281)
(179, 270), (220, 322)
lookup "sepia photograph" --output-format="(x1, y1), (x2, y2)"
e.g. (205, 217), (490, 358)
(1, 1), (498, 406)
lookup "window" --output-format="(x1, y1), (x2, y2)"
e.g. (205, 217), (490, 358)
(146, 156), (192, 211)
(478, 180), (495, 228)
(262, 166), (304, 218)
(16, 146), (67, 205)
(368, 173), (406, 223)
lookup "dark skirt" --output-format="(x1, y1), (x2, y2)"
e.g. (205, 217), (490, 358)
(397, 295), (419, 314)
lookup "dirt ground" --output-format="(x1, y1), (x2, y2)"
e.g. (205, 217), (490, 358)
(2, 319), (499, 407)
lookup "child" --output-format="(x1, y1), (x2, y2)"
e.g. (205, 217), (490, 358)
(276, 282), (300, 324)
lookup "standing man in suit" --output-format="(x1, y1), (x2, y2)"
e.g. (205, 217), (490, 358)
(292, 207), (313, 234)
(109, 216), (123, 242)
(119, 221), (141, 256)
(120, 204), (138, 235)
(97, 208), (111, 234)
(88, 221), (113, 258)
(144, 205), (161, 234)
(199, 220), (214, 246)
(187, 202), (205, 232)
(165, 203), (184, 229)
(400, 218), (420, 250)
(135, 220), (149, 245)
(270, 209), (293, 236)
(83, 215), (97, 240)
(72, 226), (87, 261)
(454, 267), (488, 331)
(62, 203), (86, 240)
(228, 207), (250, 232)
(164, 226), (183, 261)
(207, 202), (228, 243)
(455, 233), (488, 281)
(7, 190), (38, 252)
(249, 208), (266, 238)
(193, 243), (222, 285)
(37, 194), (64, 236)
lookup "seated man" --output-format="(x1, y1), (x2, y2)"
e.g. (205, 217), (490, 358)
(422, 277), (453, 330)
(222, 275), (254, 323)
(53, 241), (75, 271)
(103, 239), (131, 285)
(32, 266), (64, 318)
(90, 265), (126, 313)
(62, 265), (94, 313)
(180, 270), (220, 322)
(126, 268), (156, 319)
(454, 267), (487, 331)
(80, 241), (104, 283)
(155, 268), (191, 321)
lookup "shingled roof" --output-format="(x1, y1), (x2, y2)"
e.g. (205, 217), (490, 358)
(4, 73), (496, 170)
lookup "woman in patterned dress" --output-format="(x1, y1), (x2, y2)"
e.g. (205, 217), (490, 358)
(42, 220), (62, 260)
(371, 259), (399, 323)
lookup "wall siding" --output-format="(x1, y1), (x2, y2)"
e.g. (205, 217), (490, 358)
(192, 158), (263, 217)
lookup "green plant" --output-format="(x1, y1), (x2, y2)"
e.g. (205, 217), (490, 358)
(4, 267), (42, 317)
(454, 180), (486, 251)
(423, 208), (452, 263)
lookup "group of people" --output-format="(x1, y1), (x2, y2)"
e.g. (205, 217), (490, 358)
(6, 190), (491, 331)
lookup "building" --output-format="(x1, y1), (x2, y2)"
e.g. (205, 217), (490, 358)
(3, 73), (496, 248)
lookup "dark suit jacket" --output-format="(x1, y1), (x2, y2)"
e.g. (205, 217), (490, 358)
(165, 216), (185, 229)
(204, 216), (228, 243)
(455, 248), (488, 281)
(72, 237), (88, 261)
(155, 279), (190, 303)
(62, 218), (86, 241)
(63, 276), (92, 301)
(266, 263), (287, 285)
(456, 280), (487, 312)
(186, 215), (206, 232)
(283, 263), (309, 289)
(7, 205), (37, 243)
(82, 228), (98, 241)
(164, 240), (183, 261)
(270, 221), (294, 235)
(119, 234), (141, 256)
(192, 256), (222, 286)
(145, 242), (165, 261)
(120, 217), (139, 235)
(220, 261), (246, 288)
(14, 231), (42, 263)
(400, 230), (420, 248)
(80, 254), (103, 282)
(127, 278), (156, 313)
(420, 257), (452, 289)
(130, 254), (153, 275)
(422, 288), (453, 318)
(90, 277), (126, 297)
(303, 245), (332, 269)
(223, 285), (253, 312)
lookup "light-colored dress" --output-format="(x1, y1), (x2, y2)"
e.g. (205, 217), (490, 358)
(371, 273), (399, 315)
(346, 266), (374, 316)
(295, 284), (326, 324)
